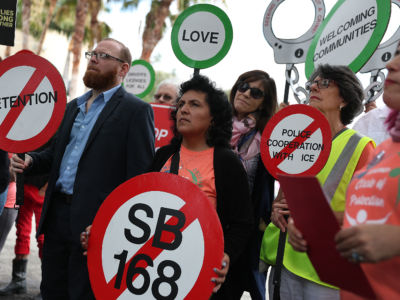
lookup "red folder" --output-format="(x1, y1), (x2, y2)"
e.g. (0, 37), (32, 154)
(277, 174), (375, 299)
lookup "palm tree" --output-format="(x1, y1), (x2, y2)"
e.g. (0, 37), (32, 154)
(48, 0), (110, 98)
(140, 0), (174, 61)
(88, 0), (102, 50)
(22, 0), (32, 49)
(69, 0), (89, 98)
(36, 0), (59, 55)
(112, 0), (224, 62)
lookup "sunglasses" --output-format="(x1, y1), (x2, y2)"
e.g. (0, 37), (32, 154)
(237, 81), (264, 99)
(305, 79), (332, 91)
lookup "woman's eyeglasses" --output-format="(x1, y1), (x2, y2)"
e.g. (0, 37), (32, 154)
(305, 79), (332, 91)
(237, 82), (264, 99)
(85, 51), (126, 64)
(154, 94), (173, 101)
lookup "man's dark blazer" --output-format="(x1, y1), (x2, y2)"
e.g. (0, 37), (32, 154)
(29, 86), (155, 242)
(0, 150), (9, 194)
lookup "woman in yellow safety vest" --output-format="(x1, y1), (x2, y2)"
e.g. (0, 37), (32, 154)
(260, 64), (376, 300)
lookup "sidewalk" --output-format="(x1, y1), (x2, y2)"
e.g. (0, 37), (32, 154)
(0, 223), (41, 300)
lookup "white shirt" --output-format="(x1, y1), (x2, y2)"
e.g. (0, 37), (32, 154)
(352, 105), (391, 145)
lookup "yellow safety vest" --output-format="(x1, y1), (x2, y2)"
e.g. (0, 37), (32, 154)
(260, 128), (374, 288)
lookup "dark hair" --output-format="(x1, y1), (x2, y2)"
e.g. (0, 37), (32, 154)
(170, 75), (232, 148)
(309, 64), (364, 125)
(230, 70), (278, 132)
(101, 38), (132, 65)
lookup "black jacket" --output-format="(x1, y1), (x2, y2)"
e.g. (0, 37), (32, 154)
(150, 144), (254, 265)
(29, 87), (155, 241)
(0, 150), (9, 194)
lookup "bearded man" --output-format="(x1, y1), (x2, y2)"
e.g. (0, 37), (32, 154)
(10, 38), (155, 299)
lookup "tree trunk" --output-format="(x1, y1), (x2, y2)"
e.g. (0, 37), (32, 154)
(69, 0), (88, 99)
(22, 0), (31, 49)
(140, 0), (174, 62)
(36, 0), (58, 55)
(88, 0), (101, 50)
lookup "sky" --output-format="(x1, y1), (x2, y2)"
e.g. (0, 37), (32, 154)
(99, 0), (400, 106)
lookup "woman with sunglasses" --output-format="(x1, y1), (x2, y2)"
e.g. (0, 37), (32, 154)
(229, 70), (278, 299)
(150, 75), (254, 299)
(261, 64), (375, 300)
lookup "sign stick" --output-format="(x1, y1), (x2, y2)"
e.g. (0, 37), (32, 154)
(273, 228), (287, 300)
(194, 68), (200, 76)
(283, 69), (291, 105)
(16, 153), (25, 206)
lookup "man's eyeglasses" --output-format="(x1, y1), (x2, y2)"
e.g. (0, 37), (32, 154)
(305, 79), (332, 91)
(154, 93), (173, 101)
(237, 81), (264, 99)
(85, 51), (126, 64)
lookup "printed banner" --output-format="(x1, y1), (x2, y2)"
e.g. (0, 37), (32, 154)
(0, 0), (17, 47)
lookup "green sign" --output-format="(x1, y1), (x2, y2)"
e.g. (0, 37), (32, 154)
(171, 4), (233, 69)
(123, 60), (155, 98)
(305, 0), (391, 78)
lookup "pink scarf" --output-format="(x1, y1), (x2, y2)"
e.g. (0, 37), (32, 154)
(386, 109), (400, 142)
(231, 116), (261, 161)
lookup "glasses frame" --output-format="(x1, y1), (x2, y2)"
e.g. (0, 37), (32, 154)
(85, 51), (126, 64)
(154, 93), (173, 101)
(237, 81), (264, 99)
(305, 78), (332, 91)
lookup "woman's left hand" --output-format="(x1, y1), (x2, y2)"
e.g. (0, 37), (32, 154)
(335, 224), (400, 263)
(211, 253), (230, 293)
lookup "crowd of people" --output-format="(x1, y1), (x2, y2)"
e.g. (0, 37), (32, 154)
(0, 36), (399, 300)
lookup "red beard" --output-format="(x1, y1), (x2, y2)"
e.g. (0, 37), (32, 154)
(83, 67), (118, 90)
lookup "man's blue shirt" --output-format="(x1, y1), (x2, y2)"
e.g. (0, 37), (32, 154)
(56, 85), (120, 194)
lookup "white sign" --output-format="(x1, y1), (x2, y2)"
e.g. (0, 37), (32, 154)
(263, 0), (325, 64)
(171, 4), (233, 69)
(123, 60), (155, 98)
(261, 105), (331, 179)
(0, 50), (66, 153)
(88, 173), (223, 300)
(305, 0), (391, 78)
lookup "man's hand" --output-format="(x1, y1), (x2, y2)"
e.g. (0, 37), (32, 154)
(80, 225), (92, 256)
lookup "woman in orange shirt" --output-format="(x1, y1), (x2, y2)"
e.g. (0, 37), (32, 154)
(334, 42), (400, 299)
(150, 75), (254, 299)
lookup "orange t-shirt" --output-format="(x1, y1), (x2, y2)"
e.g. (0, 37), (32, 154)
(341, 138), (400, 300)
(160, 145), (217, 208)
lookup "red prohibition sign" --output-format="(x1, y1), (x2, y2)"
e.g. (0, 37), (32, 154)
(261, 104), (331, 179)
(87, 172), (224, 300)
(0, 50), (66, 153)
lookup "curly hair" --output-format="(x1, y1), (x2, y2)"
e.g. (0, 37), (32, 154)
(309, 64), (364, 125)
(170, 75), (232, 148)
(230, 70), (278, 132)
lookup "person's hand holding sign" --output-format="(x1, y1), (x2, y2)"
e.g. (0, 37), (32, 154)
(211, 253), (230, 293)
(271, 189), (291, 232)
(287, 217), (308, 252)
(335, 224), (400, 263)
(80, 225), (91, 256)
(10, 153), (32, 175)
